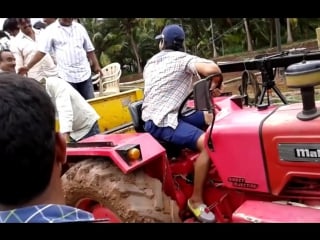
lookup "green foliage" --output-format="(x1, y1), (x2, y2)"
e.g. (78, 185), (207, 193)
(99, 52), (110, 67)
(223, 45), (244, 55)
(81, 18), (320, 73)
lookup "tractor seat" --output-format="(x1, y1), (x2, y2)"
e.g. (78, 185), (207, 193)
(128, 100), (145, 133)
(128, 100), (182, 158)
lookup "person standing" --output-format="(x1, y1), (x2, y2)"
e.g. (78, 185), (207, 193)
(2, 48), (100, 143)
(41, 18), (58, 63)
(10, 18), (58, 81)
(18, 18), (102, 100)
(0, 18), (19, 50)
(2, 18), (19, 38)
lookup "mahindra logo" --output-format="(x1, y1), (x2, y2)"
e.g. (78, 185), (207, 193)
(295, 148), (320, 158)
(279, 144), (320, 162)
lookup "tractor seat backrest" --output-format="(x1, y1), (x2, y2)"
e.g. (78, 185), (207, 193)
(128, 100), (145, 133)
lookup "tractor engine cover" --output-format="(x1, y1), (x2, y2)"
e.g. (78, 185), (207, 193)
(208, 96), (320, 196)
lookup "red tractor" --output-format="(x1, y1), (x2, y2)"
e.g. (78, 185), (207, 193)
(62, 50), (320, 223)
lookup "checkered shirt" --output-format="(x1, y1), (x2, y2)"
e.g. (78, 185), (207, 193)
(142, 50), (214, 129)
(0, 204), (95, 223)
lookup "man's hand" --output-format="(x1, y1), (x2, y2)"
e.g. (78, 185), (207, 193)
(92, 65), (103, 77)
(204, 111), (213, 125)
(18, 66), (29, 75)
(211, 88), (222, 97)
(63, 133), (70, 143)
(210, 73), (223, 97)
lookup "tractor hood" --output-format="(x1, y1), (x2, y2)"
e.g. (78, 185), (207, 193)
(207, 96), (320, 196)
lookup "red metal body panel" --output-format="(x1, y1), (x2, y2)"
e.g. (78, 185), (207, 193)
(207, 96), (277, 193)
(233, 200), (320, 222)
(67, 133), (166, 174)
(262, 102), (320, 195)
(66, 94), (320, 223)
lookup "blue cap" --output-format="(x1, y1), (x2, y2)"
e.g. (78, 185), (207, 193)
(155, 24), (185, 45)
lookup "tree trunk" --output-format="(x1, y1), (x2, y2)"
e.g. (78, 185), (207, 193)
(123, 19), (142, 73)
(243, 18), (253, 52)
(269, 18), (274, 48)
(286, 18), (294, 43)
(275, 18), (282, 52)
(210, 18), (218, 58)
(129, 34), (142, 73)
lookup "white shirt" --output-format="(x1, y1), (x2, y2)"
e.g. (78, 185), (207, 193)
(10, 29), (58, 81)
(0, 34), (10, 50)
(44, 76), (100, 141)
(37, 21), (94, 83)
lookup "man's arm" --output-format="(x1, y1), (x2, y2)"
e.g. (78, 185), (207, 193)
(87, 51), (102, 75)
(195, 61), (221, 77)
(195, 60), (223, 94)
(18, 51), (46, 75)
(53, 79), (74, 142)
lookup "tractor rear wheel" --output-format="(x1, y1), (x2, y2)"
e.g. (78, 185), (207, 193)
(61, 158), (180, 223)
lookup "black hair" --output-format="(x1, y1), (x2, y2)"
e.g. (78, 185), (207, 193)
(162, 38), (185, 52)
(0, 49), (12, 61)
(16, 18), (30, 24)
(0, 73), (56, 205)
(33, 21), (47, 30)
(2, 18), (19, 32)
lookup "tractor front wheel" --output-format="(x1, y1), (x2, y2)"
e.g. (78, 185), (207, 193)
(61, 158), (180, 223)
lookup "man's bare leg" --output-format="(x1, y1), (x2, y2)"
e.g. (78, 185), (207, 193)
(188, 133), (210, 206)
(187, 133), (215, 222)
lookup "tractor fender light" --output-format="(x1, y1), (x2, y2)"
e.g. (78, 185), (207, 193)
(127, 148), (141, 161)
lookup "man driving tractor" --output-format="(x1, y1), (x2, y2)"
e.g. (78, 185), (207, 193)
(141, 24), (222, 223)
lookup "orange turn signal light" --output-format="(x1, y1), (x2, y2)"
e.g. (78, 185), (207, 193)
(116, 144), (142, 165)
(127, 147), (141, 161)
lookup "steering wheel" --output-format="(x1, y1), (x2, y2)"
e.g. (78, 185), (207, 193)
(178, 73), (223, 118)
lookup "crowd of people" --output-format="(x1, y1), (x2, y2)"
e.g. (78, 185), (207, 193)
(0, 18), (101, 142)
(0, 19), (222, 223)
(0, 19), (102, 222)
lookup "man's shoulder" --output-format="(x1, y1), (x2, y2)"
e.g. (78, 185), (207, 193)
(72, 22), (87, 32)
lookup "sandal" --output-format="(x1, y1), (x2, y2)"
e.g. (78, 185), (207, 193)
(187, 199), (215, 223)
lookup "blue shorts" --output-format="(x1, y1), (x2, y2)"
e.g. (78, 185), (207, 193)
(144, 111), (205, 150)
